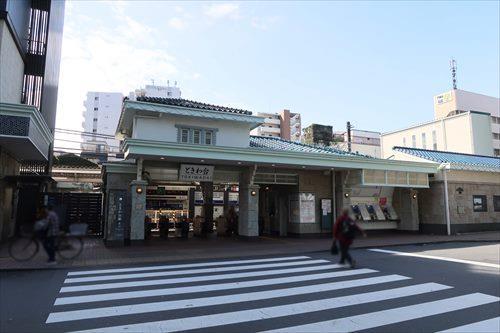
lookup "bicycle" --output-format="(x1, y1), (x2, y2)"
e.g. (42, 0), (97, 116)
(8, 224), (86, 262)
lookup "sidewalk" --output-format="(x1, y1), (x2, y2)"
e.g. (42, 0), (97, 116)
(1, 231), (499, 270)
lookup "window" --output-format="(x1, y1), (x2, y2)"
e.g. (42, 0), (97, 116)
(94, 96), (99, 101)
(411, 135), (416, 148)
(493, 133), (500, 140)
(193, 130), (201, 144)
(494, 149), (500, 157)
(472, 195), (487, 212)
(92, 129), (97, 133)
(432, 130), (437, 150)
(205, 131), (213, 145)
(421, 133), (426, 149)
(93, 118), (98, 122)
(494, 196), (500, 212)
(178, 127), (216, 145)
(403, 138), (406, 146)
(181, 129), (189, 143)
(93, 107), (98, 111)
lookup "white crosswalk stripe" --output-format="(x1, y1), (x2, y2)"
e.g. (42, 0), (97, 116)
(437, 317), (500, 333)
(63, 259), (329, 283)
(67, 255), (312, 276)
(44, 255), (500, 333)
(55, 267), (376, 305)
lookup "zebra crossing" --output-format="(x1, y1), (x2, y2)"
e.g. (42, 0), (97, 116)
(45, 255), (500, 332)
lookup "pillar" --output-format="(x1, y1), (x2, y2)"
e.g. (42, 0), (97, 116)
(239, 167), (259, 237)
(130, 180), (147, 242)
(393, 188), (419, 231)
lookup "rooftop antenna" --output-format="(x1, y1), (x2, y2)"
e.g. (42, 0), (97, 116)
(450, 59), (457, 90)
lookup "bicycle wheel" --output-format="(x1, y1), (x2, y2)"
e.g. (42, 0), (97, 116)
(57, 236), (83, 259)
(8, 237), (39, 261)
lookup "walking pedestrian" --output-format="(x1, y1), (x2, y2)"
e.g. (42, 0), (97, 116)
(333, 208), (366, 268)
(41, 205), (60, 264)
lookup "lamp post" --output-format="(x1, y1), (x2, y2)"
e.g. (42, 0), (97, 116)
(438, 163), (451, 235)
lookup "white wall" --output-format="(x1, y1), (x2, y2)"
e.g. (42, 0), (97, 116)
(381, 112), (494, 157)
(82, 92), (123, 153)
(0, 21), (24, 104)
(134, 115), (251, 148)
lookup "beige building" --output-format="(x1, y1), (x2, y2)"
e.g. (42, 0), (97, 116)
(382, 89), (499, 158)
(251, 109), (301, 142)
(381, 111), (493, 158)
(434, 89), (499, 156)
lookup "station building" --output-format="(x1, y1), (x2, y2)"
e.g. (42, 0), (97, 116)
(102, 97), (437, 245)
(392, 147), (500, 234)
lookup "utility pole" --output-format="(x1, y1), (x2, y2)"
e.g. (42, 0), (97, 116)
(346, 121), (352, 153)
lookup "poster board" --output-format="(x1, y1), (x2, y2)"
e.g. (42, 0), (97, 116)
(290, 193), (316, 223)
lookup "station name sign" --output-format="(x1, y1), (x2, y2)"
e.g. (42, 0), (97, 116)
(179, 164), (214, 182)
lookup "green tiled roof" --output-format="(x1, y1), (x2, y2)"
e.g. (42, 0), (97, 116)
(250, 136), (367, 157)
(393, 146), (500, 172)
(135, 97), (253, 115)
(53, 154), (100, 169)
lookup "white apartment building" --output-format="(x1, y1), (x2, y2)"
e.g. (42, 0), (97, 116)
(381, 89), (499, 158)
(333, 130), (381, 158)
(81, 92), (123, 155)
(251, 109), (301, 142)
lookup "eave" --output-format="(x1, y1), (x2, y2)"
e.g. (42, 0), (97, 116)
(123, 139), (439, 174)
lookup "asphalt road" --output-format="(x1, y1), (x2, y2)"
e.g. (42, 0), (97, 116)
(1, 241), (499, 333)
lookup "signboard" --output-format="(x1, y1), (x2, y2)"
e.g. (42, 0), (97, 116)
(436, 92), (453, 105)
(213, 192), (224, 205)
(321, 199), (332, 216)
(194, 191), (204, 204)
(179, 164), (214, 182)
(228, 192), (239, 204)
(290, 193), (316, 223)
(300, 193), (316, 223)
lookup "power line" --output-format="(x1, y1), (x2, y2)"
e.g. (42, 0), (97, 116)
(55, 138), (121, 148)
(55, 128), (117, 139)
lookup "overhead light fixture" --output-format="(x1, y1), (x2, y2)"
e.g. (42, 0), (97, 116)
(237, 162), (242, 165)
(136, 187), (143, 194)
(160, 157), (165, 160)
(265, 186), (270, 191)
(271, 164), (276, 167)
(302, 166), (306, 169)
(344, 193), (350, 198)
(251, 190), (257, 196)
(412, 193), (417, 199)
(200, 159), (205, 163)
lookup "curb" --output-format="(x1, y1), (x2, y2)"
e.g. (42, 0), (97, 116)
(1, 238), (498, 272)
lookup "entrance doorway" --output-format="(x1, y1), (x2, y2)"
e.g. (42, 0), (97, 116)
(259, 184), (296, 236)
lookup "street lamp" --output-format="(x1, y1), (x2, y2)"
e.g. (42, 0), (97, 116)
(438, 163), (451, 236)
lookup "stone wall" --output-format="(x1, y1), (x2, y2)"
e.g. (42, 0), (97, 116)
(0, 148), (18, 241)
(419, 177), (500, 234)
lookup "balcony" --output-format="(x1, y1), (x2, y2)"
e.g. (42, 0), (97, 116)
(0, 102), (53, 161)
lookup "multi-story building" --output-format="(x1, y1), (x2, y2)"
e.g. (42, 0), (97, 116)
(81, 92), (123, 156)
(129, 83), (182, 100)
(251, 109), (301, 141)
(0, 0), (65, 241)
(302, 124), (333, 146)
(333, 129), (381, 158)
(381, 89), (499, 158)
(434, 89), (499, 156)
